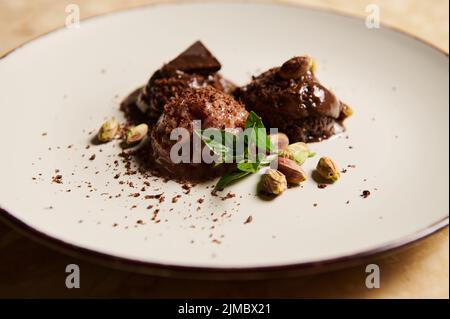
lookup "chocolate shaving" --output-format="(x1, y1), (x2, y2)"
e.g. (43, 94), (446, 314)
(167, 41), (221, 74)
(361, 190), (371, 198)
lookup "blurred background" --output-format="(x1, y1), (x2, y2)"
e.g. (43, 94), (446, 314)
(0, 0), (448, 298)
(1, 0), (448, 56)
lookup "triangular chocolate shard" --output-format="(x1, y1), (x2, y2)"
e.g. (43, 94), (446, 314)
(167, 41), (221, 74)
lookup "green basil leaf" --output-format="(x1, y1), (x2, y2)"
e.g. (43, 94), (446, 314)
(194, 129), (230, 160)
(215, 170), (252, 190)
(254, 126), (274, 153)
(237, 161), (260, 173)
(245, 111), (265, 129)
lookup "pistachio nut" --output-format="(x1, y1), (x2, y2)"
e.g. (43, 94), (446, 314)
(310, 58), (318, 74)
(125, 123), (148, 144)
(274, 157), (307, 184)
(280, 142), (315, 165)
(340, 103), (353, 120)
(316, 157), (340, 182)
(269, 133), (289, 152)
(98, 117), (119, 142)
(279, 56), (314, 80)
(259, 169), (287, 196)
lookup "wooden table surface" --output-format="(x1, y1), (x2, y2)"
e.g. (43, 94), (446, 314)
(0, 0), (448, 298)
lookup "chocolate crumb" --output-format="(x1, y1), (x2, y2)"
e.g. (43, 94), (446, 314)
(313, 203), (318, 207)
(244, 216), (253, 224)
(182, 183), (192, 194)
(51, 175), (63, 184)
(221, 192), (235, 200)
(89, 154), (96, 161)
(144, 193), (164, 200)
(361, 190), (371, 198)
(197, 198), (204, 204)
(317, 184), (327, 189)
(151, 208), (160, 221)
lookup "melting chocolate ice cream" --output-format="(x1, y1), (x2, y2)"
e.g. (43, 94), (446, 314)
(150, 86), (248, 181)
(235, 56), (351, 142)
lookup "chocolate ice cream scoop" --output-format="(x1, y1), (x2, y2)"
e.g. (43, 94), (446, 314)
(137, 41), (235, 122)
(235, 56), (351, 142)
(150, 86), (248, 181)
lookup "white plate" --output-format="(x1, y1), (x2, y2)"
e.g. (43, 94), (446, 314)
(0, 2), (448, 277)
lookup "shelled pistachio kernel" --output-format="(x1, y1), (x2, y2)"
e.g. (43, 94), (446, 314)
(269, 133), (289, 152)
(275, 157), (307, 184)
(125, 123), (148, 144)
(280, 142), (315, 165)
(342, 103), (353, 118)
(279, 56), (313, 80)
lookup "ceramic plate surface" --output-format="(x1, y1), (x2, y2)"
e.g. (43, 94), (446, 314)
(0, 2), (448, 274)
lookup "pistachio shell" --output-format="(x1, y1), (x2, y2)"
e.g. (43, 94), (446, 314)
(316, 157), (340, 182)
(98, 117), (119, 143)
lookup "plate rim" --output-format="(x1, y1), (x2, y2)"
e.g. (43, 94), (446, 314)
(1, 206), (448, 278)
(0, 0), (448, 278)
